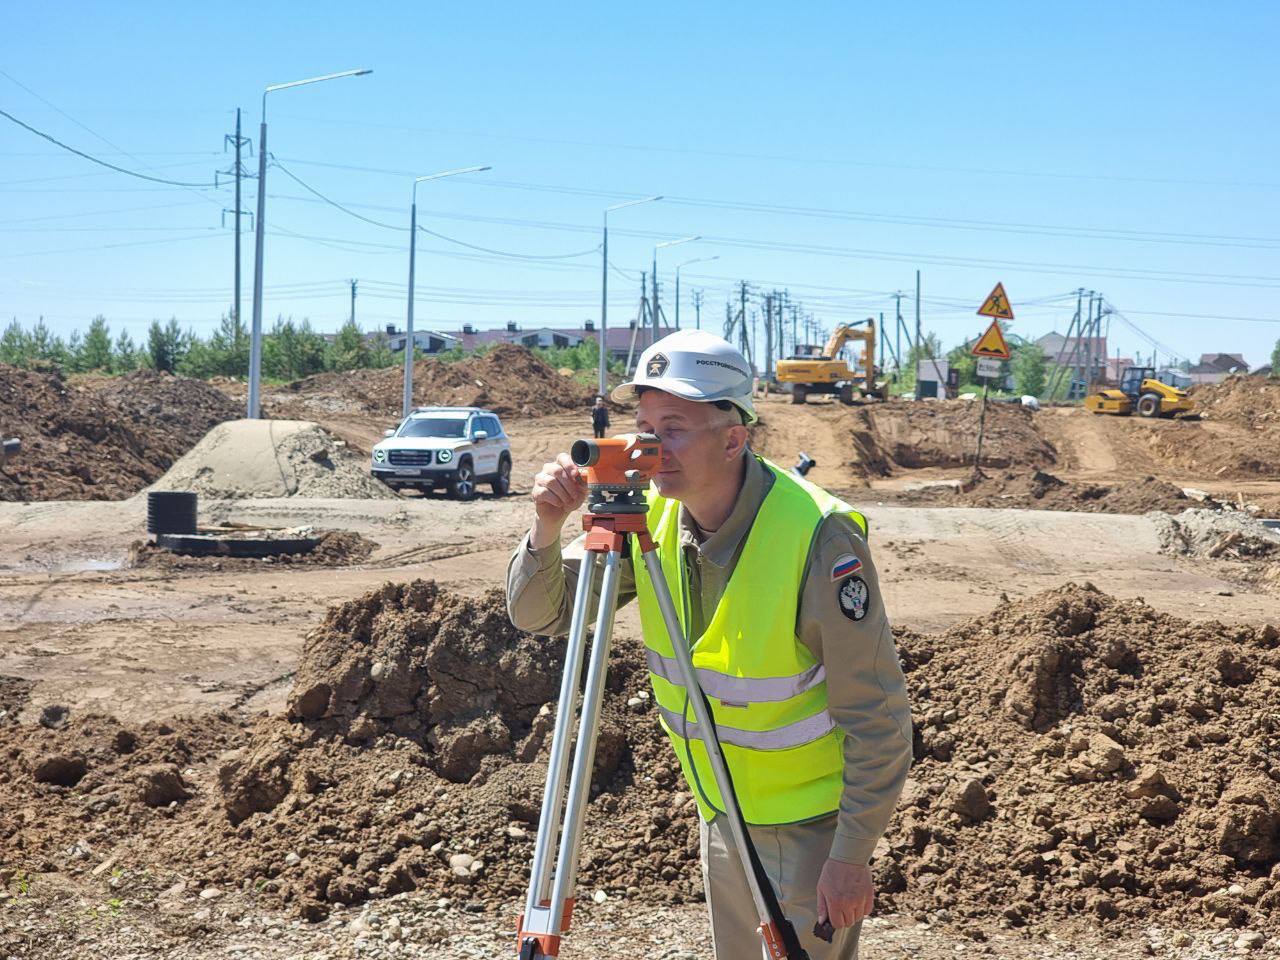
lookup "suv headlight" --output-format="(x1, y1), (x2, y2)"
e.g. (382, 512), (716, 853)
(373, 449), (386, 462)
(438, 449), (453, 464)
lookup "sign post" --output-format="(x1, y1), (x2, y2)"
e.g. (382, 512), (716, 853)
(972, 284), (1014, 473)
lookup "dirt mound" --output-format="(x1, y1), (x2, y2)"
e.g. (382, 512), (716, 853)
(0, 366), (240, 502)
(192, 582), (696, 920)
(753, 400), (1057, 482)
(884, 583), (1280, 932)
(8, 581), (1280, 936)
(896, 469), (1199, 515)
(1192, 376), (1280, 430)
(275, 345), (595, 420)
(152, 420), (398, 499)
(126, 530), (378, 571)
(80, 369), (241, 463)
(867, 401), (1056, 472)
(0, 711), (245, 873)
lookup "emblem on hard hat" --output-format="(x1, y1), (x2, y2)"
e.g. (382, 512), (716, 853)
(646, 353), (670, 378)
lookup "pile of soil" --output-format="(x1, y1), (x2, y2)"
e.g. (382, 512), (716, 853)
(7, 581), (1280, 938)
(1192, 376), (1280, 429)
(126, 530), (378, 571)
(866, 401), (1056, 473)
(80, 370), (241, 465)
(754, 400), (1057, 481)
(885, 583), (1280, 933)
(152, 420), (398, 500)
(0, 365), (235, 502)
(195, 581), (696, 919)
(896, 469), (1199, 515)
(274, 345), (596, 419)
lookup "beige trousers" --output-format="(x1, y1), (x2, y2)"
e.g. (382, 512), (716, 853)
(700, 813), (861, 960)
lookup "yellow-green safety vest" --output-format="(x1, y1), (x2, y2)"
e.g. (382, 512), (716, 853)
(631, 456), (869, 825)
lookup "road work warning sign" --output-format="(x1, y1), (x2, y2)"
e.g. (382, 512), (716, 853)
(977, 282), (1015, 320)
(971, 318), (1012, 360)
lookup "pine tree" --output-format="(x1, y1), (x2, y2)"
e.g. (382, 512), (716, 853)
(145, 318), (188, 373)
(112, 330), (139, 372)
(0, 319), (28, 366)
(327, 318), (369, 372)
(79, 315), (113, 372)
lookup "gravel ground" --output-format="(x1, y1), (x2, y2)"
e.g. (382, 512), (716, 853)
(4, 873), (1278, 960)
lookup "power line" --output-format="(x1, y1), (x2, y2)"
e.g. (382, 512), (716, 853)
(277, 158), (1279, 250)
(271, 113), (1280, 191)
(271, 159), (602, 261)
(0, 108), (220, 188)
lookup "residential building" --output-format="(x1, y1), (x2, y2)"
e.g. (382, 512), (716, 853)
(376, 324), (458, 355)
(450, 320), (675, 367)
(1187, 352), (1250, 385)
(1104, 356), (1135, 383)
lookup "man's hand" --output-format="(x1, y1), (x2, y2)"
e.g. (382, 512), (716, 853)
(530, 453), (589, 549)
(816, 859), (874, 932)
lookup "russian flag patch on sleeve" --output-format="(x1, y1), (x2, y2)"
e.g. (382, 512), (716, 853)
(831, 553), (863, 581)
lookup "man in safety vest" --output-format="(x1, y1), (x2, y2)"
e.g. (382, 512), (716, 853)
(507, 330), (912, 959)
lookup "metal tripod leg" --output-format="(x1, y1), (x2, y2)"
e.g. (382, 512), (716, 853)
(518, 547), (625, 959)
(523, 550), (599, 922)
(640, 548), (781, 959)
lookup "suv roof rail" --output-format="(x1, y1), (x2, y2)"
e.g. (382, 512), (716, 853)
(407, 405), (495, 416)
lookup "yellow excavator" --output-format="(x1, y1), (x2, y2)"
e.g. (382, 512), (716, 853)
(776, 318), (883, 404)
(1083, 366), (1195, 418)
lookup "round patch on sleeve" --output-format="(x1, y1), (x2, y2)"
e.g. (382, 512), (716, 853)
(838, 576), (870, 622)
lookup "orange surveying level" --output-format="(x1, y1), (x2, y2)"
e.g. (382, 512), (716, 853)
(516, 434), (814, 960)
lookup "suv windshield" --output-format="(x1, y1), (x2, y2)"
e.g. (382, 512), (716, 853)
(398, 418), (468, 439)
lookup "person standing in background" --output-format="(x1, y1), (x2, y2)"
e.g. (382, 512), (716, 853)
(591, 395), (610, 438)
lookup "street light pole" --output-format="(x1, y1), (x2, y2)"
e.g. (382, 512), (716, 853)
(652, 236), (699, 342)
(675, 256), (719, 330)
(403, 166), (490, 419)
(600, 196), (661, 396)
(246, 68), (371, 419)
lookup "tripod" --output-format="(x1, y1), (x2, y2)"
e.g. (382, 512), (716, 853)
(516, 482), (812, 959)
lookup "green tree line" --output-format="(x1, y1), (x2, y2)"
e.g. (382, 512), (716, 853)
(0, 315), (400, 380)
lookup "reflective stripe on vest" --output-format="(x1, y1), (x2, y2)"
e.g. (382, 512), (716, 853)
(645, 649), (827, 705)
(632, 456), (869, 825)
(657, 704), (837, 751)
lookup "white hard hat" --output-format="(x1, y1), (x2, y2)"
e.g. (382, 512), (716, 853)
(611, 329), (757, 425)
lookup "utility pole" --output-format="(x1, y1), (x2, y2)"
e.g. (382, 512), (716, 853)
(790, 304), (798, 358)
(625, 272), (648, 374)
(350, 279), (358, 326)
(894, 292), (903, 375)
(913, 270), (922, 396)
(221, 108), (253, 332)
(693, 289), (703, 330)
(763, 292), (774, 381)
(651, 265), (660, 342)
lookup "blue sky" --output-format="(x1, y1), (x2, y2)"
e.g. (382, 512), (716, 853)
(3, 1), (1278, 366)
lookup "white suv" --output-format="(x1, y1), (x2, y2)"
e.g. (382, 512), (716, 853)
(371, 407), (512, 500)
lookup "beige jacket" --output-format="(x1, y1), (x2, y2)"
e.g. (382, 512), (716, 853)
(505, 455), (912, 865)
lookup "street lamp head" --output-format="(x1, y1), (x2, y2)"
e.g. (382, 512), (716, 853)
(606, 194), (663, 214)
(413, 165), (493, 201)
(655, 235), (700, 252)
(263, 68), (373, 117)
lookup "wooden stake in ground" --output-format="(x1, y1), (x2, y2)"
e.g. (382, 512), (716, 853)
(973, 374), (991, 476)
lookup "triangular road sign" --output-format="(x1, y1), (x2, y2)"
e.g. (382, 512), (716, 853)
(971, 319), (1012, 360)
(977, 282), (1015, 320)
